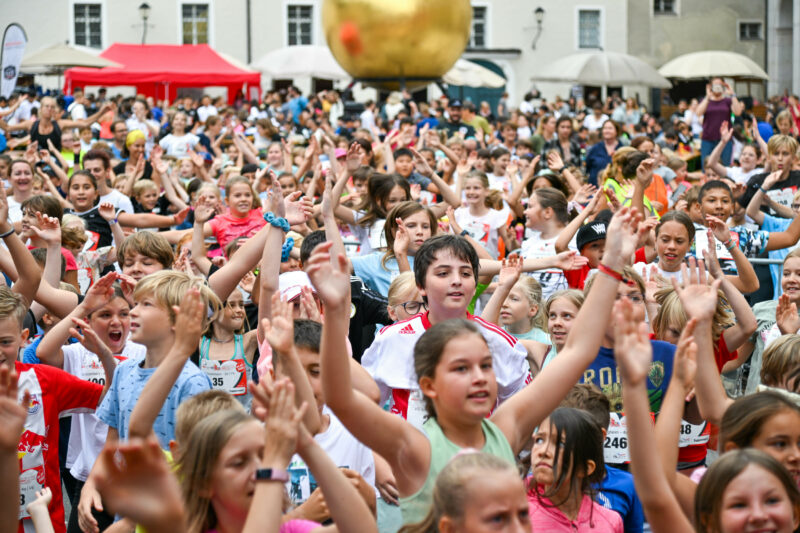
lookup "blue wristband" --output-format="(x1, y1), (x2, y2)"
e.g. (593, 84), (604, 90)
(263, 211), (290, 233)
(281, 237), (295, 262)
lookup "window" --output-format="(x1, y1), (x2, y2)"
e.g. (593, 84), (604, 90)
(653, 0), (676, 15)
(469, 5), (487, 48)
(578, 9), (601, 49)
(74, 3), (102, 48)
(182, 3), (209, 45)
(739, 22), (763, 40)
(287, 4), (313, 45)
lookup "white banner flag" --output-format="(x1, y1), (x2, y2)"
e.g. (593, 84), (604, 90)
(1, 24), (27, 98)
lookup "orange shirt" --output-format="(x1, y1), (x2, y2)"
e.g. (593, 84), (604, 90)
(645, 173), (669, 217)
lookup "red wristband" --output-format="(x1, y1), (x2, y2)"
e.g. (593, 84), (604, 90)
(598, 263), (624, 282)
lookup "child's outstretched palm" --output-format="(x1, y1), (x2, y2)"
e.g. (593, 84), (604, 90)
(30, 213), (61, 245)
(69, 318), (112, 359)
(82, 272), (118, 313)
(613, 299), (653, 386)
(776, 294), (800, 335)
(170, 287), (206, 356)
(263, 291), (295, 355)
(306, 242), (350, 307)
(673, 318), (698, 392)
(672, 258), (721, 322)
(94, 437), (185, 533)
(497, 254), (522, 290)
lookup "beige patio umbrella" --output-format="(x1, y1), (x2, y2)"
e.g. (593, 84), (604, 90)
(658, 50), (768, 80)
(443, 59), (505, 88)
(533, 51), (672, 88)
(251, 45), (349, 80)
(21, 43), (121, 72)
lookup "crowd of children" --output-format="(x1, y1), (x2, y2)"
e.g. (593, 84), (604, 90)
(3, 87), (800, 533)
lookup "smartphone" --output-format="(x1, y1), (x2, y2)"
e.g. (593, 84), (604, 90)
(670, 182), (689, 205)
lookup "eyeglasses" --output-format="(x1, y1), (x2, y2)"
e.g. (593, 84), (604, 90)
(792, 203), (800, 210)
(394, 301), (427, 314)
(615, 292), (645, 304)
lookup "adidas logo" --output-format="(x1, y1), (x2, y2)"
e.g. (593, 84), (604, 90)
(399, 324), (415, 334)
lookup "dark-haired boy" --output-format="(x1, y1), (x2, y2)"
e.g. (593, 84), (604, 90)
(362, 234), (531, 430)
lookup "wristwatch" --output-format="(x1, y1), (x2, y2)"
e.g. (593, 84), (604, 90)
(460, 229), (469, 237)
(255, 468), (290, 482)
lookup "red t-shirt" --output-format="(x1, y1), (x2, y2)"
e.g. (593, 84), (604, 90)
(564, 264), (591, 290)
(16, 361), (103, 533)
(207, 209), (266, 252)
(677, 335), (738, 465)
(26, 245), (77, 272)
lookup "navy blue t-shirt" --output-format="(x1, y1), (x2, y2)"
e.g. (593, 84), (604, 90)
(581, 340), (675, 415)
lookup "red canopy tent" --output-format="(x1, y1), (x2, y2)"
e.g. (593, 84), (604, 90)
(64, 43), (261, 104)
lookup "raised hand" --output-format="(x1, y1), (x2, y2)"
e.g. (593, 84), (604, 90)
(573, 184), (599, 206)
(93, 437), (185, 533)
(30, 213), (62, 246)
(602, 207), (643, 270)
(445, 205), (463, 235)
(97, 202), (117, 222)
(763, 170), (782, 190)
(705, 215), (732, 245)
(298, 286), (322, 323)
(169, 287), (206, 356)
(671, 257), (721, 322)
(719, 121), (733, 144)
(263, 292), (295, 355)
(409, 183), (421, 202)
(69, 317), (113, 358)
(0, 366), (29, 452)
(393, 217), (410, 256)
(547, 151), (564, 172)
(172, 206), (191, 226)
(0, 179), (10, 228)
(776, 293), (800, 335)
(497, 254), (523, 290)
(81, 272), (118, 313)
(25, 487), (52, 516)
(673, 318), (698, 391)
(193, 203), (215, 224)
(305, 242), (351, 308)
(702, 241), (723, 280)
(635, 158), (656, 188)
(321, 173), (335, 219)
(284, 191), (313, 225)
(613, 298), (653, 386)
(410, 147), (434, 177)
(262, 378), (307, 467)
(552, 250), (590, 271)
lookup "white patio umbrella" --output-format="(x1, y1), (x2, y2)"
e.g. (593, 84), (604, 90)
(533, 51), (672, 88)
(21, 43), (121, 72)
(443, 59), (505, 88)
(251, 45), (349, 80)
(658, 50), (768, 80)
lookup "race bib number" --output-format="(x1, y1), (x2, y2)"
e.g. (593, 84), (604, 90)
(81, 355), (127, 386)
(604, 413), (630, 464)
(201, 359), (247, 396)
(695, 229), (736, 261)
(407, 389), (429, 432)
(760, 323), (783, 350)
(766, 186), (797, 211)
(679, 420), (710, 446)
(18, 468), (44, 519)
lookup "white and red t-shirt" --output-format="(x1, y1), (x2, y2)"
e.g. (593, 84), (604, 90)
(454, 206), (513, 259)
(15, 361), (103, 533)
(361, 312), (531, 431)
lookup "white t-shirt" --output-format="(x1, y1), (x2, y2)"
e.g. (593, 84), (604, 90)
(350, 212), (386, 256)
(196, 105), (218, 123)
(7, 196), (22, 224)
(64, 341), (147, 481)
(520, 231), (577, 300)
(287, 406), (376, 504)
(68, 102), (87, 120)
(159, 133), (200, 158)
(362, 312), (530, 431)
(99, 188), (134, 214)
(487, 173), (512, 195)
(583, 113), (609, 132)
(126, 116), (160, 153)
(726, 166), (763, 185)
(454, 205), (511, 259)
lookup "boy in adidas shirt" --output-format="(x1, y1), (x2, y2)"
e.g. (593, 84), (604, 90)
(361, 234), (530, 430)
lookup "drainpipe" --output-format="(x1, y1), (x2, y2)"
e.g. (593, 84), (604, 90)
(246, 0), (252, 64)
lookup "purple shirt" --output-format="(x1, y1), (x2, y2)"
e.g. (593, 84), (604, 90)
(701, 97), (732, 141)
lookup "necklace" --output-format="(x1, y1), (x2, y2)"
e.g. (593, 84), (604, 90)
(212, 335), (234, 344)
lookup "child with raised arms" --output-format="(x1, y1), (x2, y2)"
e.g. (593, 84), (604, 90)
(307, 207), (643, 524)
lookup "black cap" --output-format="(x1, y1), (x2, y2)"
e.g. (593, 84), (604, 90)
(449, 99), (462, 108)
(241, 163), (259, 174)
(576, 220), (608, 252)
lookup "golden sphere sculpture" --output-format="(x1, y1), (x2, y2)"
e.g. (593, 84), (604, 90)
(322, 0), (472, 90)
